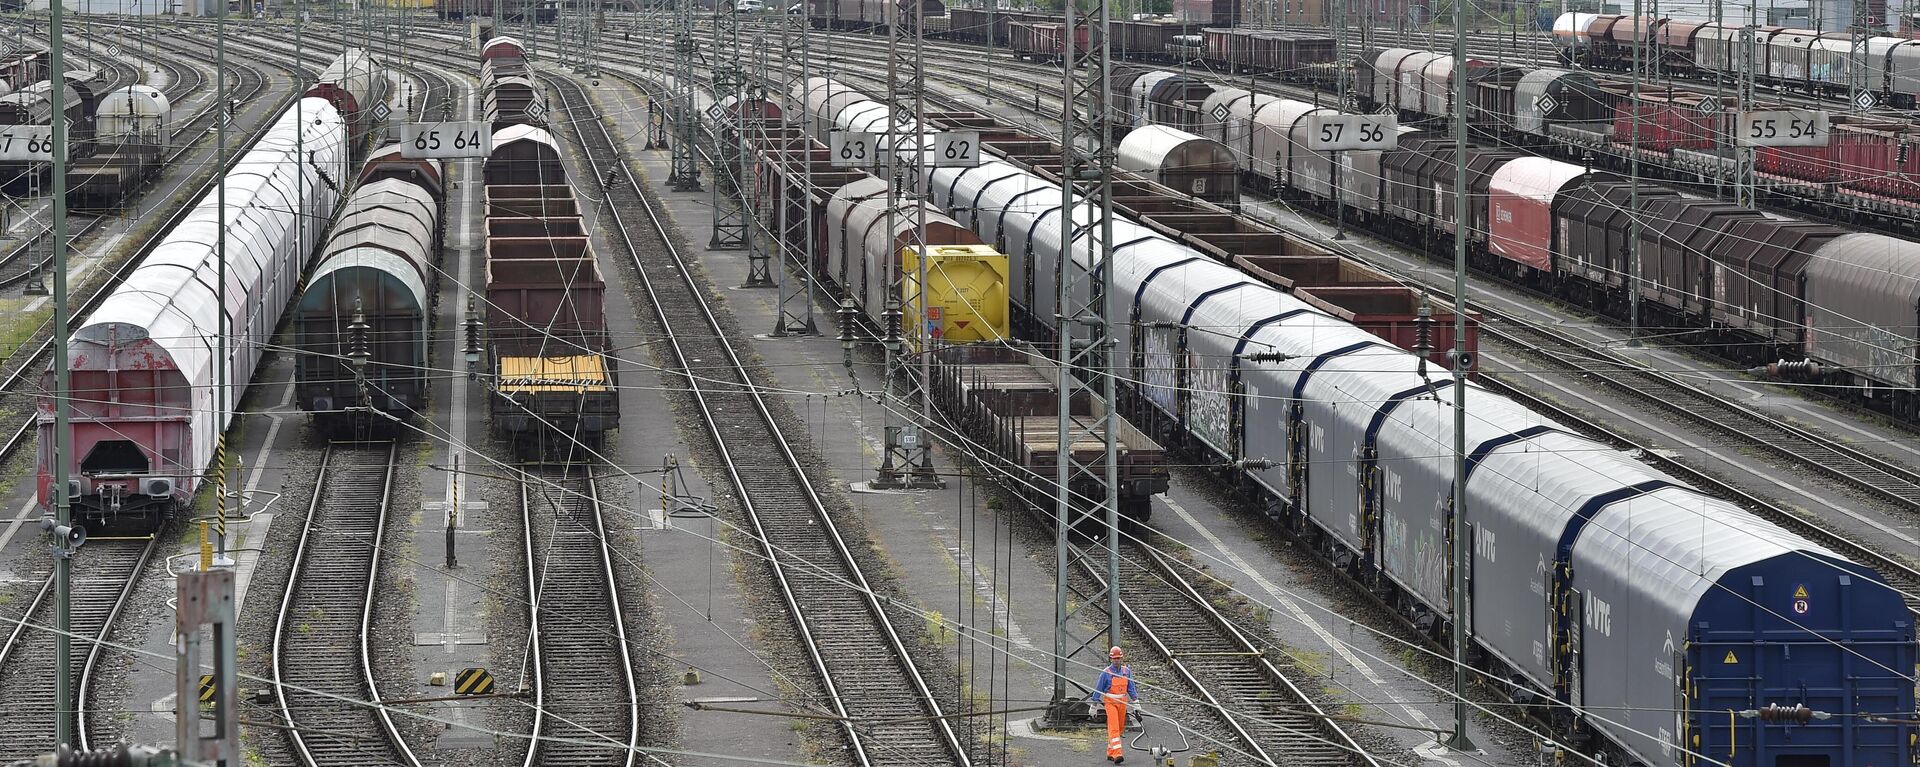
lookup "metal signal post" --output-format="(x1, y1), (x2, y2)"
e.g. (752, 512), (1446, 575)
(49, 0), (74, 748)
(1445, 0), (1477, 750)
(1048, 0), (1123, 719)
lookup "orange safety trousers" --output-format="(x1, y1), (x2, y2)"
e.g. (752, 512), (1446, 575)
(1103, 673), (1130, 760)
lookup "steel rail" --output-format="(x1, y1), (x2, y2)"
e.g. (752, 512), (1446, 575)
(544, 71), (972, 767)
(517, 465), (640, 767)
(271, 441), (422, 767)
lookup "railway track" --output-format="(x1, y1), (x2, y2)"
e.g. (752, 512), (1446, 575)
(0, 33), (218, 289)
(1075, 544), (1377, 767)
(546, 72), (973, 766)
(0, 536), (160, 760)
(518, 464), (640, 767)
(1486, 317), (1920, 510)
(0, 21), (363, 470)
(272, 441), (421, 767)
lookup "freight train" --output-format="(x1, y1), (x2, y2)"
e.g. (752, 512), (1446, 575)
(293, 145), (445, 430)
(724, 77), (1171, 527)
(793, 78), (1916, 767)
(481, 36), (546, 129)
(1556, 12), (1920, 108)
(1121, 65), (1920, 422)
(436, 0), (559, 22)
(475, 37), (619, 452)
(35, 51), (381, 530)
(1352, 45), (1920, 229)
(807, 0), (947, 31)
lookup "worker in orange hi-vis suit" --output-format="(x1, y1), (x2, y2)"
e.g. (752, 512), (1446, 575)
(1092, 646), (1138, 763)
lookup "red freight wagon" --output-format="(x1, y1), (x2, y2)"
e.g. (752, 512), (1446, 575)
(1485, 157), (1588, 274)
(1297, 286), (1480, 369)
(1757, 137), (1848, 183)
(1010, 21), (1088, 62)
(1612, 94), (1723, 151)
(1835, 123), (1920, 199)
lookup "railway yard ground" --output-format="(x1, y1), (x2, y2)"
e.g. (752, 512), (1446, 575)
(3, 10), (1920, 767)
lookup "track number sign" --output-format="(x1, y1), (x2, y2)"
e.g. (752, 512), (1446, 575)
(1736, 110), (1829, 148)
(931, 131), (981, 167)
(401, 121), (492, 159)
(1305, 114), (1398, 152)
(0, 126), (55, 162)
(831, 131), (878, 167)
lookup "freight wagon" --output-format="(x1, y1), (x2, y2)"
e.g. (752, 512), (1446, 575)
(801, 80), (1920, 767)
(39, 96), (349, 529)
(929, 344), (1168, 533)
(807, 0), (946, 30)
(293, 150), (444, 430)
(1565, 12), (1920, 107)
(481, 134), (619, 449)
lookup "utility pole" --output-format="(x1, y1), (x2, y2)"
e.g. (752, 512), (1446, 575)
(1850, 0), (1870, 112)
(1627, 0), (1641, 346)
(771, 1), (816, 336)
(1442, 0), (1476, 750)
(1047, 0), (1122, 721)
(213, 0), (234, 570)
(667, 0), (700, 190)
(48, 0), (76, 749)
(1736, 2), (1756, 208)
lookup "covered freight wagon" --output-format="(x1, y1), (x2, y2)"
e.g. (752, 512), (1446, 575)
(1116, 124), (1237, 205)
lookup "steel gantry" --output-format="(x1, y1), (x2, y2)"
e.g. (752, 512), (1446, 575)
(708, 2), (756, 254)
(871, 0), (941, 489)
(668, 0), (702, 190)
(1047, 0), (1123, 722)
(772, 3), (818, 334)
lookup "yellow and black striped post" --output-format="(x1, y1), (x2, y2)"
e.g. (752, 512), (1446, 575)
(213, 433), (229, 568)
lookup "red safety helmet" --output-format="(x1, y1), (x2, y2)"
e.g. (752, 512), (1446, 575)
(1109, 646), (1124, 660)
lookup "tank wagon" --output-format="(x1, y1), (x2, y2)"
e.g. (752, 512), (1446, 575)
(293, 147), (445, 430)
(480, 122), (619, 451)
(800, 79), (1919, 767)
(36, 96), (349, 529)
(69, 84), (170, 207)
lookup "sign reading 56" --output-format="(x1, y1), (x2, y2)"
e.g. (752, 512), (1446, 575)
(0, 126), (56, 162)
(400, 121), (492, 159)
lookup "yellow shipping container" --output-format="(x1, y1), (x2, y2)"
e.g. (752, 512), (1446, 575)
(902, 244), (1010, 351)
